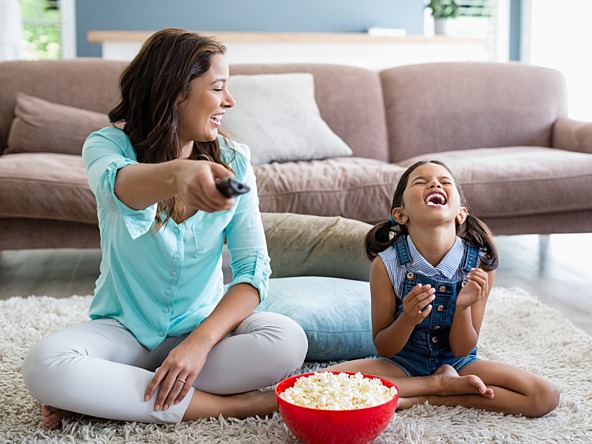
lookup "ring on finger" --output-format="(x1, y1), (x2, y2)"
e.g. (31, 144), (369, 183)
(176, 377), (186, 384)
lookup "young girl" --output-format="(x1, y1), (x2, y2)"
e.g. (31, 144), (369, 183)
(327, 160), (559, 417)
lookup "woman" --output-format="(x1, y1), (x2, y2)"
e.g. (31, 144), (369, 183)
(22, 28), (308, 430)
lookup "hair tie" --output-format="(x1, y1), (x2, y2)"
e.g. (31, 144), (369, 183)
(388, 217), (398, 227)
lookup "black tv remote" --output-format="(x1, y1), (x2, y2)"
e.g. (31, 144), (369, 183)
(215, 177), (251, 198)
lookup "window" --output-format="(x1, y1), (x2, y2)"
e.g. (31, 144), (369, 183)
(522, 0), (592, 121)
(425, 0), (510, 61)
(19, 0), (62, 59)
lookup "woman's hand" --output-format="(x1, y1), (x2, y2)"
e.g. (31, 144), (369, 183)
(144, 339), (209, 411)
(400, 283), (436, 325)
(174, 160), (235, 213)
(456, 268), (489, 310)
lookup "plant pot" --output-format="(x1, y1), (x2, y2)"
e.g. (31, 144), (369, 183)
(434, 18), (450, 35)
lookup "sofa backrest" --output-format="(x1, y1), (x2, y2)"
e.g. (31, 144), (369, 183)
(231, 63), (389, 162)
(5, 60), (562, 164)
(380, 61), (569, 163)
(0, 60), (389, 162)
(0, 59), (127, 153)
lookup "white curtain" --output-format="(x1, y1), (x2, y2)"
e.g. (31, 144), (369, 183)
(523, 0), (592, 121)
(0, 0), (25, 60)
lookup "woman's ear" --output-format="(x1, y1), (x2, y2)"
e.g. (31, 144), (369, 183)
(456, 207), (469, 225)
(392, 207), (408, 225)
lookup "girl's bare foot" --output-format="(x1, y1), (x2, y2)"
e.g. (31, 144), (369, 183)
(434, 365), (494, 399)
(396, 366), (495, 410)
(41, 405), (75, 430)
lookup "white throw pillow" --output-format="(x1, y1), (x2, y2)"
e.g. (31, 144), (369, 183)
(222, 73), (353, 165)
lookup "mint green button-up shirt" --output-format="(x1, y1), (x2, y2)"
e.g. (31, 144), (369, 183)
(82, 126), (271, 350)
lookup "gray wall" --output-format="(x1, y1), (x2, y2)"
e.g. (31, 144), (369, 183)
(509, 0), (521, 60)
(76, 0), (426, 57)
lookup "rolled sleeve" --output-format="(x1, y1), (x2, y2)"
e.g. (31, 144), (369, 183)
(223, 141), (271, 301)
(228, 251), (270, 301)
(101, 160), (157, 239)
(83, 127), (156, 239)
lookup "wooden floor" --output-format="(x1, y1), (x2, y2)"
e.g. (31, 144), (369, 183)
(1, 233), (591, 337)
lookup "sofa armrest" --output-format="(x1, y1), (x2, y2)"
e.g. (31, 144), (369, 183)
(553, 117), (592, 154)
(261, 213), (371, 281)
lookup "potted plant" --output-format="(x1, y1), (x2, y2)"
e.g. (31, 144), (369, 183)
(426, 0), (460, 35)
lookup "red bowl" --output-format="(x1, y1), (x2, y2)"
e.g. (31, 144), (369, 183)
(276, 371), (398, 444)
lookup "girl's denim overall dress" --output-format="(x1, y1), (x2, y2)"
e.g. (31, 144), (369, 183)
(386, 235), (481, 377)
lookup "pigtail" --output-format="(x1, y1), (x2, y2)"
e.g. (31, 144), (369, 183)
(458, 214), (499, 271)
(364, 218), (407, 261)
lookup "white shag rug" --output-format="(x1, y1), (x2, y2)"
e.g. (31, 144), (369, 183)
(1, 287), (592, 444)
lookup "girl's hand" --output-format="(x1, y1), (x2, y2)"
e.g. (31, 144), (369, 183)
(144, 339), (208, 411)
(401, 283), (436, 325)
(456, 268), (489, 310)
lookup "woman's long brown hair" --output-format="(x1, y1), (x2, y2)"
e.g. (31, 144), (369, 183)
(109, 28), (231, 229)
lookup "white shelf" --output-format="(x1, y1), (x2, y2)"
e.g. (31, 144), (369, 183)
(87, 31), (490, 69)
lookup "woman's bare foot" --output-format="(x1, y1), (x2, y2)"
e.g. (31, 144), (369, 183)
(183, 388), (278, 421)
(41, 405), (75, 430)
(234, 389), (278, 418)
(433, 365), (494, 398)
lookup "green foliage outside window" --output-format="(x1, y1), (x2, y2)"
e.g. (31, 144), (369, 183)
(19, 0), (61, 59)
(426, 0), (492, 19)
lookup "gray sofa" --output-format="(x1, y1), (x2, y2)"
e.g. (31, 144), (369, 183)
(1, 58), (592, 251)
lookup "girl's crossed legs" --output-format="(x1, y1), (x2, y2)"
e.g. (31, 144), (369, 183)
(326, 357), (559, 417)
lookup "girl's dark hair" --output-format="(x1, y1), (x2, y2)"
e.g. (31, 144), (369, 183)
(365, 160), (498, 271)
(109, 28), (231, 229)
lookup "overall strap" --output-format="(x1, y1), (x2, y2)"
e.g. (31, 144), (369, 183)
(394, 235), (412, 266)
(461, 244), (481, 273)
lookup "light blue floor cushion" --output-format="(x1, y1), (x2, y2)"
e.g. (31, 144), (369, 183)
(257, 276), (377, 361)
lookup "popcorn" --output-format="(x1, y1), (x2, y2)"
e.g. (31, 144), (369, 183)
(279, 372), (398, 410)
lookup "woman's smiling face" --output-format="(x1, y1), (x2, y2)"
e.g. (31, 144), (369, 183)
(176, 54), (235, 148)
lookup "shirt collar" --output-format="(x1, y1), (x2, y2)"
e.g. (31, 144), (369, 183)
(407, 236), (464, 279)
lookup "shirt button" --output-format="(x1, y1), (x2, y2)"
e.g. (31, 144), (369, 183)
(173, 253), (180, 260)
(437, 305), (444, 312)
(159, 331), (164, 337)
(439, 285), (446, 292)
(432, 337), (439, 343)
(163, 307), (169, 313)
(165, 289), (172, 295)
(174, 227), (180, 234)
(171, 271), (177, 277)
(406, 272), (414, 280)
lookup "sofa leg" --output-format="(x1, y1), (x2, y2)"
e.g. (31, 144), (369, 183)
(538, 234), (550, 274)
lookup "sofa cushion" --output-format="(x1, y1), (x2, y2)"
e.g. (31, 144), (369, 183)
(229, 64), (389, 162)
(257, 276), (377, 361)
(223, 73), (352, 164)
(380, 62), (568, 163)
(5, 93), (110, 155)
(262, 212), (372, 281)
(255, 157), (406, 223)
(399, 146), (592, 220)
(0, 152), (97, 224)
